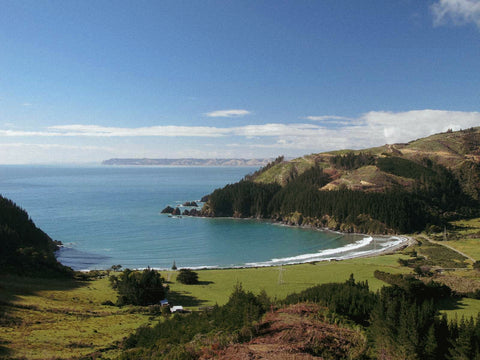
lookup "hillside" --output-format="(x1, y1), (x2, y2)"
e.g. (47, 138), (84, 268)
(0, 195), (72, 276)
(254, 127), (480, 198)
(200, 128), (480, 234)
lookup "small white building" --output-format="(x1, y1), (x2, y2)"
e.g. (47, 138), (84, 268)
(170, 305), (185, 313)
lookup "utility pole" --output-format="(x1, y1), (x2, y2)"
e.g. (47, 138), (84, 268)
(278, 265), (286, 285)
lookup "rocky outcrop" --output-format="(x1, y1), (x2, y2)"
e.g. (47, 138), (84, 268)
(161, 206), (175, 214)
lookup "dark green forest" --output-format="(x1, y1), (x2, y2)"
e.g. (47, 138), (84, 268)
(202, 156), (480, 234)
(0, 195), (71, 276)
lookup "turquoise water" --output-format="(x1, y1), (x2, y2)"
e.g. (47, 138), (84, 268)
(0, 165), (402, 270)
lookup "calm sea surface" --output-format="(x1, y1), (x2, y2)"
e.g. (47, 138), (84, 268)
(0, 165), (401, 270)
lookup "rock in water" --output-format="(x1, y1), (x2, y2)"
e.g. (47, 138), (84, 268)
(182, 201), (198, 207)
(161, 206), (175, 214)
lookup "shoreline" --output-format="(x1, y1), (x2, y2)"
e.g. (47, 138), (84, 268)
(64, 231), (414, 273)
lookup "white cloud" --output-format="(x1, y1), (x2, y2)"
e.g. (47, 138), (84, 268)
(361, 109), (480, 144)
(304, 115), (355, 122)
(0, 143), (112, 151)
(431, 0), (480, 28)
(1, 111), (478, 145)
(204, 109), (251, 118)
(0, 125), (231, 137)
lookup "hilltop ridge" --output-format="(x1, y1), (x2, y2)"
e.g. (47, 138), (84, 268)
(252, 127), (480, 200)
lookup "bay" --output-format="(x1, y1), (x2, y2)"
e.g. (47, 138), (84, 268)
(0, 165), (401, 270)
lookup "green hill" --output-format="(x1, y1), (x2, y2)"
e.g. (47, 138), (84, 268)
(200, 128), (480, 234)
(0, 195), (72, 276)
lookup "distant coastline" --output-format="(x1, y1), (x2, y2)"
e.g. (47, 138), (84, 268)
(102, 158), (273, 166)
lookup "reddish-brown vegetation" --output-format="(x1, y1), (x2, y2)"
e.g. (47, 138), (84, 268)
(201, 303), (366, 359)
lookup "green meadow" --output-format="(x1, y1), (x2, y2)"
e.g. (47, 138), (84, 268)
(165, 253), (412, 307)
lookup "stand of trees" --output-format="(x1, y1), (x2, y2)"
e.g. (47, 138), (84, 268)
(330, 152), (376, 170)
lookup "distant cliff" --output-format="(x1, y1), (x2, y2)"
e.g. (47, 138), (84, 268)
(102, 158), (273, 166)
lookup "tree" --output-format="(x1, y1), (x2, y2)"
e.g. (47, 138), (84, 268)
(110, 264), (122, 272)
(176, 269), (199, 285)
(111, 268), (166, 306)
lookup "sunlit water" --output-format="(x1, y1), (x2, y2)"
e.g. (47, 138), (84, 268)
(0, 165), (403, 270)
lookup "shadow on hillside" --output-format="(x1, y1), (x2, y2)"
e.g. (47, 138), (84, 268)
(197, 280), (214, 286)
(0, 274), (86, 305)
(437, 297), (469, 312)
(0, 342), (11, 358)
(167, 290), (208, 307)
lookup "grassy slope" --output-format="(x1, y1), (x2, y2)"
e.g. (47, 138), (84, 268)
(0, 275), (157, 359)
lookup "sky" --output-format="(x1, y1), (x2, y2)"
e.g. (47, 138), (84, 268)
(0, 0), (480, 164)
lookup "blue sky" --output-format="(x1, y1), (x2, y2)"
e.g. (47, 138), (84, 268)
(0, 0), (480, 164)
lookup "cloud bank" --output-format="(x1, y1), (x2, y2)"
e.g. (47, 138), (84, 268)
(1, 110), (479, 163)
(431, 0), (480, 28)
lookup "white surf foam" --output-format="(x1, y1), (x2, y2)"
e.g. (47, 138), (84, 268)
(245, 236), (406, 267)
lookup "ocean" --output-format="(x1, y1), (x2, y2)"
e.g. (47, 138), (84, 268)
(0, 165), (403, 270)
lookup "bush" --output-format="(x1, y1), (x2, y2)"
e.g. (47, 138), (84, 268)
(176, 269), (199, 285)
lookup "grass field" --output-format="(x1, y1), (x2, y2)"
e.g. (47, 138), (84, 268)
(164, 254), (412, 307)
(443, 218), (480, 260)
(2, 250), (480, 359)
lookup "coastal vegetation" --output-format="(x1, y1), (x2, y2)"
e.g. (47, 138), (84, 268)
(0, 195), (72, 277)
(199, 128), (480, 235)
